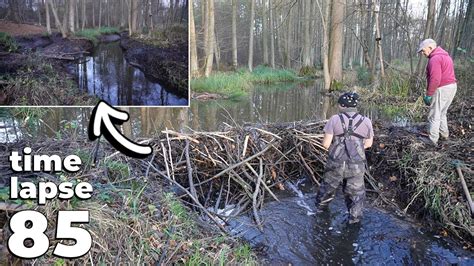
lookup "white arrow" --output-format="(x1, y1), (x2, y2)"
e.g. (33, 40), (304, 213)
(89, 101), (152, 158)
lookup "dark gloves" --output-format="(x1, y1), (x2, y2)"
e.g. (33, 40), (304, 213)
(423, 96), (432, 106)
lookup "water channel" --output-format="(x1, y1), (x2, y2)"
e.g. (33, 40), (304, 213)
(229, 178), (473, 265)
(69, 42), (188, 106)
(0, 81), (472, 263)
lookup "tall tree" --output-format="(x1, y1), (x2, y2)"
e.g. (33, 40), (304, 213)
(302, 0), (311, 68)
(69, 0), (75, 34)
(416, 0), (436, 75)
(190, 0), (199, 77)
(374, 0), (385, 78)
(48, 0), (67, 37)
(269, 0), (275, 68)
(45, 0), (51, 35)
(232, 0), (238, 69)
(316, 0), (331, 90)
(204, 0), (215, 77)
(329, 0), (346, 86)
(248, 0), (256, 71)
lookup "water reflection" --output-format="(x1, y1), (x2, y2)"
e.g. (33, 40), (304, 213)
(73, 42), (188, 106)
(0, 81), (384, 140)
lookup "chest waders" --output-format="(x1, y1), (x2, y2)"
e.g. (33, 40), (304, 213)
(315, 113), (368, 223)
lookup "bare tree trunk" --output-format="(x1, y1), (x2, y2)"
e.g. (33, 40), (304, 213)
(232, 0), (238, 69)
(49, 0), (67, 37)
(129, 0), (139, 35)
(285, 4), (293, 69)
(269, 0), (275, 68)
(435, 0), (449, 43)
(248, 0), (256, 71)
(416, 0), (436, 75)
(45, 0), (51, 34)
(99, 0), (102, 28)
(190, 0), (199, 77)
(92, 0), (96, 27)
(374, 0), (385, 78)
(329, 0), (345, 86)
(82, 0), (87, 30)
(263, 0), (269, 65)
(204, 0), (215, 77)
(316, 0), (331, 91)
(69, 0), (75, 34)
(302, 0), (311, 67)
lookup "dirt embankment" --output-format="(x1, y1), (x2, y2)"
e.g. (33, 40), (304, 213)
(367, 98), (473, 246)
(120, 36), (188, 98)
(0, 31), (97, 105)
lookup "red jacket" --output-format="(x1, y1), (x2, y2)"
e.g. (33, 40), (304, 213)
(426, 47), (457, 96)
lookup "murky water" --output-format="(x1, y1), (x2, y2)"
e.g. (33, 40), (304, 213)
(228, 178), (474, 265)
(71, 42), (188, 106)
(0, 81), (400, 139)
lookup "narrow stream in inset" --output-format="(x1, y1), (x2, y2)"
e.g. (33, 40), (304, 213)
(71, 42), (188, 106)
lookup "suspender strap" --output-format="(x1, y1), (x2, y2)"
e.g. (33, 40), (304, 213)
(335, 113), (365, 139)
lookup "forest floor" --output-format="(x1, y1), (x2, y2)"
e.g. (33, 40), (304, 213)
(0, 21), (46, 36)
(0, 21), (189, 105)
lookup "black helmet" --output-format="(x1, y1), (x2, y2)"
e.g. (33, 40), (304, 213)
(338, 92), (359, 108)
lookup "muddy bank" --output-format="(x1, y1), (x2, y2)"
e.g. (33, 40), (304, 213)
(120, 36), (188, 98)
(0, 33), (97, 105)
(367, 98), (473, 246)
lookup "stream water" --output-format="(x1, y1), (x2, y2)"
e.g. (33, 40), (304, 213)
(228, 178), (474, 265)
(69, 42), (188, 106)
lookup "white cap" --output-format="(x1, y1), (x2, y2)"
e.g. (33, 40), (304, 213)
(417, 39), (437, 53)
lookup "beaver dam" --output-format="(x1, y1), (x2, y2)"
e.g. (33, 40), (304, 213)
(0, 115), (472, 264)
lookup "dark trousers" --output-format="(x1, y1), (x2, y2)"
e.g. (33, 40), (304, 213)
(315, 160), (366, 219)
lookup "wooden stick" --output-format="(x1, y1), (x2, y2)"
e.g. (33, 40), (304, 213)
(148, 162), (228, 233)
(252, 159), (264, 231)
(194, 143), (275, 186)
(455, 165), (474, 216)
(185, 139), (198, 201)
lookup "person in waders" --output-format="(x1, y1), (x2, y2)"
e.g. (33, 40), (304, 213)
(315, 92), (374, 224)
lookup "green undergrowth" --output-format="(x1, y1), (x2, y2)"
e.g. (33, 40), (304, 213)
(0, 54), (98, 105)
(75, 27), (120, 46)
(191, 65), (301, 98)
(1, 139), (258, 264)
(0, 32), (18, 52)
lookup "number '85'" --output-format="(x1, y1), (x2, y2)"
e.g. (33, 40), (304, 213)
(7, 210), (92, 259)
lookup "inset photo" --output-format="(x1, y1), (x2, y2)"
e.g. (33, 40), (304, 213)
(0, 0), (188, 106)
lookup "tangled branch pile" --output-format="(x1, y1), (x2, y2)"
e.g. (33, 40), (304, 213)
(142, 121), (331, 230)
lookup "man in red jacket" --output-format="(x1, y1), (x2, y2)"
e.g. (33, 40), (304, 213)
(417, 39), (457, 145)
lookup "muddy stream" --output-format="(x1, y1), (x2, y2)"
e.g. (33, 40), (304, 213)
(69, 41), (188, 106)
(0, 82), (472, 263)
(228, 178), (473, 264)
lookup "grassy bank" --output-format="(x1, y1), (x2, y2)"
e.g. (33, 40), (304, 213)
(0, 138), (258, 264)
(75, 27), (120, 46)
(191, 65), (301, 98)
(0, 54), (98, 105)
